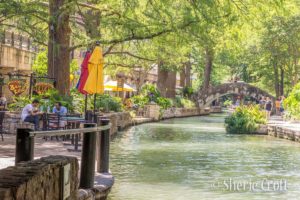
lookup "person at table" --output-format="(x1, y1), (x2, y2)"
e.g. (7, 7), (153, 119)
(21, 99), (42, 130)
(53, 102), (67, 116)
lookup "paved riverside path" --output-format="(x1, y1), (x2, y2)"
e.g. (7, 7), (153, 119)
(0, 116), (153, 170)
(0, 134), (82, 169)
(268, 115), (300, 131)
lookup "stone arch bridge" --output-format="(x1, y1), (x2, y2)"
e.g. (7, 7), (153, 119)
(196, 82), (275, 107)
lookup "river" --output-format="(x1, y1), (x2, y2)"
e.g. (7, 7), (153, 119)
(108, 114), (300, 200)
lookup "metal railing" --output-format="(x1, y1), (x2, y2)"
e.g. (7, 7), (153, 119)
(15, 118), (111, 189)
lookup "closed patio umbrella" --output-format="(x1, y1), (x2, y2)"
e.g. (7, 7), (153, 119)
(77, 51), (91, 94)
(83, 46), (104, 94)
(76, 44), (105, 121)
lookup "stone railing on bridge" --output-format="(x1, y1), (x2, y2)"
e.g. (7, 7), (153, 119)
(196, 82), (275, 107)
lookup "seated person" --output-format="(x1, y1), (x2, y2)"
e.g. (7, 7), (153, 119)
(21, 99), (42, 130)
(53, 102), (67, 116)
(52, 102), (68, 128)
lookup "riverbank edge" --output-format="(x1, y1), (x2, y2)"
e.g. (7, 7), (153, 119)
(114, 107), (222, 136)
(267, 123), (300, 142)
(86, 106), (223, 200)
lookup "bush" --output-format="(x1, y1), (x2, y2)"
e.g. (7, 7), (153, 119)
(173, 96), (196, 108)
(223, 100), (232, 107)
(95, 94), (123, 112)
(130, 84), (195, 110)
(182, 86), (194, 98)
(8, 96), (32, 111)
(225, 105), (266, 134)
(8, 89), (74, 112)
(130, 95), (149, 108)
(284, 82), (300, 119)
(8, 88), (124, 113)
(156, 97), (172, 109)
(140, 83), (161, 102)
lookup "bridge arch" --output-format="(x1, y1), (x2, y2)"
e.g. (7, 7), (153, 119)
(196, 82), (275, 107)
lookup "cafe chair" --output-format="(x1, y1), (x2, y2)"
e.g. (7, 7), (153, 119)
(45, 113), (65, 141)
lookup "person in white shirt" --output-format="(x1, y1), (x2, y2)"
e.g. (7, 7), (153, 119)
(21, 99), (42, 130)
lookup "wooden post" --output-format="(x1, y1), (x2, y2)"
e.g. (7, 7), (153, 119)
(97, 118), (110, 173)
(79, 123), (96, 189)
(15, 128), (34, 165)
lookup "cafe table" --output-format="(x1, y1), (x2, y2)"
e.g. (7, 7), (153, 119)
(61, 116), (86, 151)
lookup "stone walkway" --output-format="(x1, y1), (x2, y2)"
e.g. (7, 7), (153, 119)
(0, 134), (82, 169)
(0, 116), (153, 170)
(268, 115), (300, 131)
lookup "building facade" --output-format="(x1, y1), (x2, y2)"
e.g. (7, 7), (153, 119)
(0, 30), (37, 99)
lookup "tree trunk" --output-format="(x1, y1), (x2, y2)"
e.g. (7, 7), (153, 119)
(179, 66), (186, 88)
(280, 66), (284, 96)
(202, 47), (214, 94)
(48, 0), (71, 95)
(157, 62), (168, 97)
(157, 62), (176, 98)
(273, 61), (280, 97)
(185, 61), (191, 87)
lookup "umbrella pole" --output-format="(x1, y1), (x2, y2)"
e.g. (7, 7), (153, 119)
(84, 94), (88, 120)
(93, 94), (97, 123)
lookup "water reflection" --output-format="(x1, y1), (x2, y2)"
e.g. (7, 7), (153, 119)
(108, 114), (300, 200)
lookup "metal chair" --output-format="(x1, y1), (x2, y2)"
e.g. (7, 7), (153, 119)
(45, 113), (65, 140)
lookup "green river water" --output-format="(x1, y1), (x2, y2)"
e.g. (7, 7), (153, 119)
(108, 114), (300, 200)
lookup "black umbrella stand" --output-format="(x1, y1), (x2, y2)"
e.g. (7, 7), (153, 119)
(93, 94), (97, 123)
(84, 94), (88, 120)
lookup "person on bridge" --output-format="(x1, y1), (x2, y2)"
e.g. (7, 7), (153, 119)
(280, 96), (285, 116)
(259, 96), (266, 110)
(265, 97), (273, 119)
(275, 97), (281, 115)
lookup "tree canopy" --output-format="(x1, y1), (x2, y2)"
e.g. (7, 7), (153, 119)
(0, 0), (299, 97)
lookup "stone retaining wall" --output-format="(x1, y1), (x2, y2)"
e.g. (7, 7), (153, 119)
(210, 106), (222, 113)
(4, 112), (35, 134)
(162, 107), (211, 119)
(267, 125), (300, 142)
(0, 156), (78, 200)
(102, 112), (132, 136)
(102, 106), (220, 136)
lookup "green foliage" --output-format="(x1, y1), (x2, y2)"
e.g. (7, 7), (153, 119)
(284, 82), (300, 119)
(32, 50), (79, 76)
(130, 95), (149, 108)
(156, 97), (172, 109)
(182, 86), (194, 98)
(140, 84), (161, 101)
(32, 51), (47, 76)
(95, 94), (123, 112)
(8, 96), (32, 111)
(130, 84), (172, 110)
(173, 96), (196, 108)
(223, 100), (232, 107)
(225, 105), (266, 134)
(4, 0), (298, 98)
(8, 88), (123, 113)
(8, 89), (73, 112)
